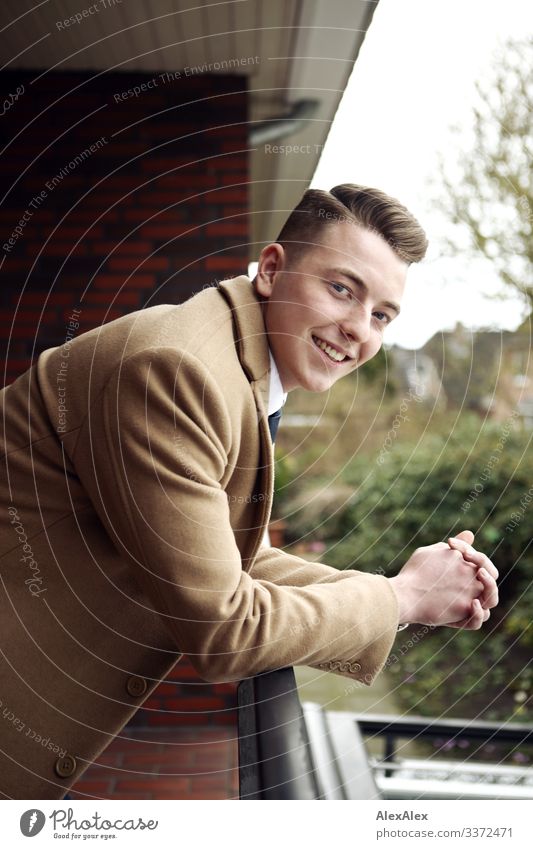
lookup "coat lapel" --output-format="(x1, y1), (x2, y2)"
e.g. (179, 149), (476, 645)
(218, 276), (275, 564)
(218, 275), (270, 407)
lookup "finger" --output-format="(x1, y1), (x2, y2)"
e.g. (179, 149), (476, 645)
(446, 599), (490, 630)
(462, 598), (486, 630)
(475, 567), (499, 609)
(454, 529), (475, 545)
(447, 537), (499, 579)
(461, 546), (499, 579)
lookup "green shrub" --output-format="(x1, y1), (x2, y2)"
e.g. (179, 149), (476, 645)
(288, 413), (533, 720)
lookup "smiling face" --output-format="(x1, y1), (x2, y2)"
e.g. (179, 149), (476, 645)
(254, 220), (409, 393)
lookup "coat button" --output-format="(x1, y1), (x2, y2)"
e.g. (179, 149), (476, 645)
(126, 675), (148, 698)
(54, 754), (77, 778)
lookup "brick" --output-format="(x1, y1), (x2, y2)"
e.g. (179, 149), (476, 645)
(123, 209), (156, 223)
(92, 241), (121, 254)
(67, 210), (120, 223)
(149, 682), (188, 696)
(205, 256), (245, 271)
(206, 154), (246, 171)
(185, 791), (230, 800)
(191, 775), (232, 789)
(36, 242), (88, 257)
(145, 713), (209, 726)
(157, 175), (218, 189)
(2, 323), (40, 339)
(134, 209), (190, 226)
(84, 193), (131, 207)
(210, 683), (237, 695)
(137, 192), (193, 207)
(104, 143), (146, 157)
(121, 751), (194, 767)
(160, 696), (227, 712)
(54, 225), (104, 240)
(1, 258), (34, 271)
(220, 141), (246, 154)
(64, 307), (122, 324)
(140, 158), (193, 173)
(106, 792), (152, 799)
(94, 274), (155, 290)
(0, 211), (26, 224)
(139, 224), (197, 240)
(89, 750), (124, 767)
(89, 274), (124, 292)
(4, 358), (32, 374)
(2, 340), (29, 357)
(93, 240), (153, 255)
(212, 710), (238, 724)
(191, 761), (236, 776)
(0, 309), (42, 324)
(105, 741), (164, 753)
(205, 188), (247, 203)
(223, 205), (248, 216)
(109, 257), (169, 272)
(165, 663), (202, 681)
(191, 741), (237, 758)
(69, 781), (113, 797)
(115, 778), (191, 794)
(206, 221), (248, 237)
(105, 177), (146, 190)
(19, 292), (76, 306)
(85, 289), (140, 306)
(218, 172), (248, 184)
(139, 704), (166, 718)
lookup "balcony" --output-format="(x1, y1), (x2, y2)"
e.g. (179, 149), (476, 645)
(238, 669), (533, 800)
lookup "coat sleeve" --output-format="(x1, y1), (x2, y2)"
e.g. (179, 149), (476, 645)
(249, 545), (399, 682)
(73, 348), (399, 684)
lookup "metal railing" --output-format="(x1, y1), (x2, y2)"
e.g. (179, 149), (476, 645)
(237, 668), (533, 800)
(238, 667), (320, 799)
(355, 713), (533, 776)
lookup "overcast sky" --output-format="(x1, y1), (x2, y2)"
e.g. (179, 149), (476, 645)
(311, 0), (532, 349)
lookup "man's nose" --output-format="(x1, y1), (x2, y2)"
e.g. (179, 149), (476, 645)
(340, 303), (372, 345)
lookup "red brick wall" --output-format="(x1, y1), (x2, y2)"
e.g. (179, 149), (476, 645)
(0, 69), (248, 381)
(1, 68), (249, 724)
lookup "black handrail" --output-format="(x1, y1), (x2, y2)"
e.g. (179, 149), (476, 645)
(355, 714), (533, 743)
(354, 714), (533, 776)
(238, 667), (321, 799)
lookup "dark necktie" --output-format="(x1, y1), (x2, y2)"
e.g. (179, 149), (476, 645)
(268, 408), (282, 443)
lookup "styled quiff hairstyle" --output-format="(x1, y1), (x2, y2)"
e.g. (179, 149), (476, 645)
(275, 183), (428, 264)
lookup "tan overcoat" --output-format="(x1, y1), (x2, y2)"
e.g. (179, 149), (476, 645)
(0, 275), (398, 798)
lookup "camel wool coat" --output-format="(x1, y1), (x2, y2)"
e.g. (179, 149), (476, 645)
(0, 275), (399, 798)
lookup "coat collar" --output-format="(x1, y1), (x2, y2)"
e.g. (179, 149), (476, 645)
(218, 275), (275, 563)
(218, 275), (270, 415)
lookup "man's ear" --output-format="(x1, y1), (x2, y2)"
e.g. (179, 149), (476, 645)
(254, 243), (285, 299)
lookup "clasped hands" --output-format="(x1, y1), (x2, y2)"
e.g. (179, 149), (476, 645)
(389, 529), (498, 631)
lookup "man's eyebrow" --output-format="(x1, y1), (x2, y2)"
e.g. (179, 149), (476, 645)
(330, 266), (401, 316)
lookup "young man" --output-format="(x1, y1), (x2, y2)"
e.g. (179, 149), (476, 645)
(0, 184), (498, 798)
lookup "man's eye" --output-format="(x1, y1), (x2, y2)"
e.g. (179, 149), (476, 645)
(373, 311), (391, 324)
(330, 282), (351, 297)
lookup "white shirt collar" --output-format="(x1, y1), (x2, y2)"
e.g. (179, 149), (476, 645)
(267, 349), (288, 415)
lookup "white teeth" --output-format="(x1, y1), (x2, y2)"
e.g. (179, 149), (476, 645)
(312, 335), (346, 362)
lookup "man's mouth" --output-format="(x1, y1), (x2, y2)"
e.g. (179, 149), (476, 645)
(312, 335), (351, 364)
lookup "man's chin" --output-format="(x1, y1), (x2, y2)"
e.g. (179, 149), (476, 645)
(301, 374), (338, 393)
